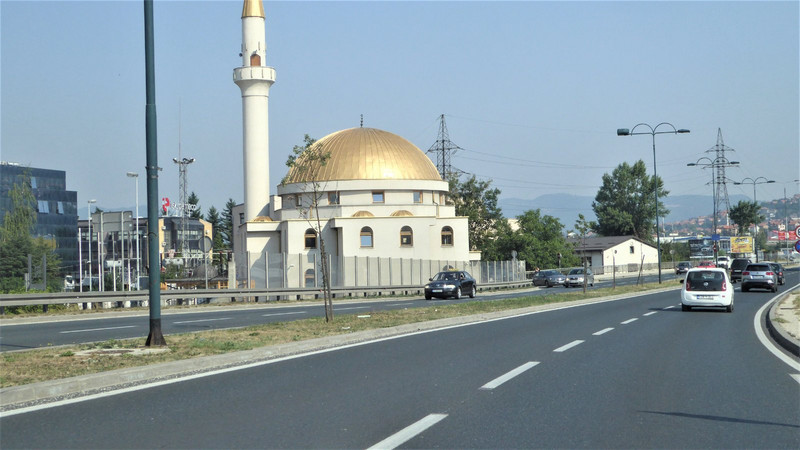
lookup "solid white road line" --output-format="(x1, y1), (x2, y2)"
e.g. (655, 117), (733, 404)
(593, 327), (614, 336)
(60, 325), (137, 334)
(367, 413), (448, 450)
(753, 297), (800, 372)
(173, 317), (232, 324)
(621, 318), (638, 324)
(791, 374), (800, 385)
(480, 361), (540, 390)
(554, 340), (584, 352)
(336, 306), (370, 311)
(262, 311), (307, 317)
(643, 311), (658, 316)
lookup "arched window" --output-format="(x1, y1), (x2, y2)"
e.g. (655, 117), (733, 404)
(304, 269), (316, 287)
(441, 226), (453, 246)
(400, 226), (413, 247)
(250, 53), (261, 66)
(360, 227), (373, 248)
(304, 228), (316, 249)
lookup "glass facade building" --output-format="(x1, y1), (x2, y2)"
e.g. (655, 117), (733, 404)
(0, 162), (79, 275)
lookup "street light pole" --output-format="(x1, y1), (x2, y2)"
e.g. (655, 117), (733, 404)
(617, 123), (690, 283)
(127, 172), (140, 289)
(87, 199), (96, 292)
(734, 177), (775, 262)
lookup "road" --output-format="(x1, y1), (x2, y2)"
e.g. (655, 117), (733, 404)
(1, 275), (798, 448)
(0, 272), (679, 352)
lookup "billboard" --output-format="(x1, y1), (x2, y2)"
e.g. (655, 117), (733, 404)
(730, 236), (754, 254)
(688, 239), (714, 258)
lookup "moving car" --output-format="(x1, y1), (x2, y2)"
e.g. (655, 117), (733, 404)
(565, 268), (594, 287)
(729, 258), (752, 283)
(741, 263), (778, 293)
(716, 256), (730, 269)
(697, 260), (716, 268)
(681, 267), (733, 312)
(532, 270), (566, 287)
(768, 262), (785, 285)
(424, 270), (476, 300)
(675, 261), (692, 275)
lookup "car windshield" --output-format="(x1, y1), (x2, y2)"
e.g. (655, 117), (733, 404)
(433, 272), (458, 281)
(746, 264), (770, 272)
(686, 271), (725, 291)
(568, 269), (583, 275)
(544, 270), (560, 276)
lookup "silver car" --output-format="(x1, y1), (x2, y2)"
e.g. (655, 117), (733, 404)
(565, 268), (594, 287)
(741, 263), (778, 293)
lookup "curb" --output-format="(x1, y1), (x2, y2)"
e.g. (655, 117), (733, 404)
(767, 287), (800, 357)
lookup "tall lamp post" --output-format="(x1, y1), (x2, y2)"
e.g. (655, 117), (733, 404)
(126, 172), (140, 289)
(687, 157), (739, 262)
(734, 177), (775, 261)
(617, 123), (690, 283)
(86, 199), (97, 292)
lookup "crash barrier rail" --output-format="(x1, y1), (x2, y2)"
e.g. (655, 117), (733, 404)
(0, 279), (533, 312)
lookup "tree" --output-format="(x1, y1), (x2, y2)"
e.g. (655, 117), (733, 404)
(221, 198), (237, 250)
(729, 200), (765, 236)
(507, 209), (578, 270)
(205, 206), (225, 273)
(188, 191), (202, 219)
(448, 174), (504, 255)
(283, 134), (334, 322)
(591, 160), (668, 242)
(574, 214), (590, 292)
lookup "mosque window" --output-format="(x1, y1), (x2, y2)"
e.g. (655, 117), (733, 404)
(441, 226), (453, 246)
(305, 269), (316, 287)
(372, 191), (384, 203)
(328, 191), (340, 205)
(250, 53), (261, 66)
(304, 228), (317, 249)
(400, 226), (413, 247)
(413, 191), (423, 203)
(360, 227), (373, 248)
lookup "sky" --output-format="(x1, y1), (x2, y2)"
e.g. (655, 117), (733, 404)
(2, 0), (798, 223)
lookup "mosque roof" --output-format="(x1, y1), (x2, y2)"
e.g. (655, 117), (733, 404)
(283, 127), (442, 184)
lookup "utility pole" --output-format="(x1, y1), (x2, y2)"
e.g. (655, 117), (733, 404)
(427, 114), (463, 180)
(706, 128), (736, 231)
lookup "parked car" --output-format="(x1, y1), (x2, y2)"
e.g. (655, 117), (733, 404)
(424, 270), (476, 300)
(729, 258), (752, 283)
(681, 267), (733, 312)
(532, 270), (566, 287)
(768, 262), (785, 285)
(675, 261), (692, 275)
(565, 268), (594, 287)
(716, 256), (730, 269)
(741, 263), (778, 293)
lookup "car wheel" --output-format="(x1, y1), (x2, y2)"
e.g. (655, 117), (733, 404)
(425, 294), (432, 300)
(772, 286), (778, 293)
(742, 286), (749, 292)
(469, 285), (476, 298)
(726, 303), (733, 313)
(682, 304), (691, 311)
(454, 287), (462, 299)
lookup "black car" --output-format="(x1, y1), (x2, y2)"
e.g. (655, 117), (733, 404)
(729, 258), (752, 283)
(424, 270), (477, 300)
(768, 262), (785, 285)
(675, 261), (692, 275)
(532, 270), (566, 287)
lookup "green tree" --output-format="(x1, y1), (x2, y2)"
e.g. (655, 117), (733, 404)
(0, 172), (37, 292)
(512, 209), (578, 270)
(591, 160), (668, 242)
(448, 174), (504, 255)
(205, 206), (225, 272)
(221, 198), (237, 250)
(729, 200), (765, 236)
(188, 191), (202, 219)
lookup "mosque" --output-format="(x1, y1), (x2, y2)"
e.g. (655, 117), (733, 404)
(231, 0), (478, 288)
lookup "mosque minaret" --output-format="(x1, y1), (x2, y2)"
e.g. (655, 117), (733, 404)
(234, 0), (275, 221)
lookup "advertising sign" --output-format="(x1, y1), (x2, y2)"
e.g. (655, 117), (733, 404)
(730, 236), (754, 254)
(688, 238), (714, 258)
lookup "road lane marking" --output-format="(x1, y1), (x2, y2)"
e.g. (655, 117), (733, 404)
(621, 318), (638, 324)
(663, 305), (677, 310)
(791, 374), (800, 385)
(173, 317), (232, 324)
(367, 413), (448, 450)
(60, 325), (136, 334)
(643, 311), (658, 316)
(753, 298), (800, 372)
(386, 303), (407, 306)
(593, 327), (614, 336)
(262, 311), (307, 317)
(336, 306), (370, 311)
(480, 361), (540, 390)
(554, 340), (584, 352)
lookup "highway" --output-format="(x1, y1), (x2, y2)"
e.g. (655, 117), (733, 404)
(1, 272), (798, 448)
(0, 272), (679, 352)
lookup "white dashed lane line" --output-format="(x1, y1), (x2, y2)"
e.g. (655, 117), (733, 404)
(593, 327), (614, 336)
(173, 317), (232, 324)
(620, 318), (638, 325)
(553, 340), (584, 352)
(480, 362), (540, 390)
(336, 306), (370, 311)
(60, 325), (137, 334)
(262, 311), (307, 317)
(367, 413), (448, 450)
(643, 311), (658, 316)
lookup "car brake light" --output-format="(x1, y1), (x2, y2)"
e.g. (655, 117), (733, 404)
(722, 281), (727, 291)
(766, 272), (774, 276)
(685, 281), (691, 291)
(742, 271), (749, 275)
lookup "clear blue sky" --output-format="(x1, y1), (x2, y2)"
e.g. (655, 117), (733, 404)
(2, 1), (798, 222)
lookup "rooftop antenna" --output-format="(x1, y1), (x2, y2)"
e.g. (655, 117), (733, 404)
(427, 114), (463, 180)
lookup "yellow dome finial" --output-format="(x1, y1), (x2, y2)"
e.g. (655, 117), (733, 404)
(242, 0), (265, 19)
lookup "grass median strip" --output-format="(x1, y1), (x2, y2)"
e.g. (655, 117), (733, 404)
(1, 284), (669, 388)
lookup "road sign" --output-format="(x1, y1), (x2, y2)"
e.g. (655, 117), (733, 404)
(795, 224), (800, 237)
(795, 240), (800, 253)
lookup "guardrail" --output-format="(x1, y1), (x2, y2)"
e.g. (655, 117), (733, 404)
(0, 279), (532, 311)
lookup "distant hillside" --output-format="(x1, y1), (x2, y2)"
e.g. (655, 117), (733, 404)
(498, 193), (749, 226)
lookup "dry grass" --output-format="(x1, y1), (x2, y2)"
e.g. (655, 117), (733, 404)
(1, 283), (667, 388)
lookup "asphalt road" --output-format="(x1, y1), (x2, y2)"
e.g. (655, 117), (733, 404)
(0, 272), (680, 352)
(1, 277), (798, 448)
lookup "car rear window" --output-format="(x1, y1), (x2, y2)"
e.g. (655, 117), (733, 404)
(745, 264), (770, 272)
(686, 271), (725, 291)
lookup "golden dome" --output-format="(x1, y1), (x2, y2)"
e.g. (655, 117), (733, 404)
(390, 210), (414, 217)
(283, 127), (442, 184)
(352, 211), (374, 217)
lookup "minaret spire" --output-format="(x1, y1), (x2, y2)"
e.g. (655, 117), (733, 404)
(234, 0), (275, 221)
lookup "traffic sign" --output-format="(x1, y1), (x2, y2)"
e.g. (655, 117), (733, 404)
(795, 224), (800, 237)
(795, 240), (800, 253)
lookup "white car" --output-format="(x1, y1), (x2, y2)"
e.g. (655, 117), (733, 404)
(681, 267), (734, 312)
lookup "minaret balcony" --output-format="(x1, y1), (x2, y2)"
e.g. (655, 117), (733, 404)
(233, 66), (276, 83)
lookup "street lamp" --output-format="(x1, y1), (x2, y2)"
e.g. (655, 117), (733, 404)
(126, 172), (140, 290)
(86, 199), (97, 292)
(617, 123), (690, 283)
(733, 177), (775, 261)
(687, 157), (739, 262)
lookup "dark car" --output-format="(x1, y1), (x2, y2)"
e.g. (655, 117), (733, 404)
(741, 263), (777, 293)
(729, 258), (752, 283)
(425, 270), (476, 300)
(675, 261), (692, 275)
(768, 262), (785, 285)
(532, 270), (566, 287)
